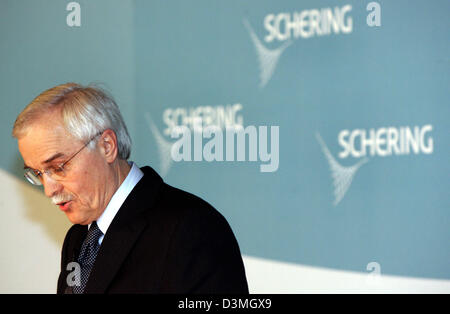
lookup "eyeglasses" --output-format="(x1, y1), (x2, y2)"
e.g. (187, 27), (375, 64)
(24, 132), (102, 186)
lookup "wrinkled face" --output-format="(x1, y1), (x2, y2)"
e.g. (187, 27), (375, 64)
(18, 111), (112, 225)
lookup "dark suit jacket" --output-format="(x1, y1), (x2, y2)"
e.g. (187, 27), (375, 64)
(57, 166), (248, 294)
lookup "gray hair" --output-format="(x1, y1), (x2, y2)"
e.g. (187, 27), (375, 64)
(12, 82), (132, 160)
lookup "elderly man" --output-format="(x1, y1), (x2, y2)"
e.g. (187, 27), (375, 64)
(12, 83), (248, 294)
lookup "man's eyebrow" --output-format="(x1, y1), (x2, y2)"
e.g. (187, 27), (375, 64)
(42, 152), (65, 164)
(23, 153), (66, 170)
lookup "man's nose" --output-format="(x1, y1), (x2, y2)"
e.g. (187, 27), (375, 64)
(42, 173), (63, 198)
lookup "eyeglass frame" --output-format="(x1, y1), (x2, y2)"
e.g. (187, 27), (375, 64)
(23, 131), (103, 186)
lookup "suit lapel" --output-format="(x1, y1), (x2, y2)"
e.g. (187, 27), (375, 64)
(83, 166), (163, 293)
(83, 212), (148, 293)
(59, 224), (87, 294)
(70, 225), (88, 261)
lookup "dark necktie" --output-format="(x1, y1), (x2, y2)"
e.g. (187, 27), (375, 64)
(73, 221), (103, 294)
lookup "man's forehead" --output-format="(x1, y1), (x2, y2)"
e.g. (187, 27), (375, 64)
(20, 121), (70, 144)
(18, 122), (74, 167)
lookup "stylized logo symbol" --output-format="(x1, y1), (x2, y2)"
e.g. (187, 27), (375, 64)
(145, 112), (174, 177)
(316, 133), (368, 206)
(243, 19), (292, 88)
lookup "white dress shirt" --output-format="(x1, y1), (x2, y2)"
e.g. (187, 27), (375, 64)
(89, 162), (144, 244)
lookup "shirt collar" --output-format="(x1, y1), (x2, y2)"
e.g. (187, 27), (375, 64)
(93, 162), (144, 236)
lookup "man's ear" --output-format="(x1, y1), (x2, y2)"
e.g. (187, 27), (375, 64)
(99, 129), (118, 163)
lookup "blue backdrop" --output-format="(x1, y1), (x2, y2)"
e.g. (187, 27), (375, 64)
(1, 0), (448, 282)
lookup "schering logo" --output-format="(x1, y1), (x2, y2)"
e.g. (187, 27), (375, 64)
(317, 125), (434, 205)
(244, 5), (353, 88)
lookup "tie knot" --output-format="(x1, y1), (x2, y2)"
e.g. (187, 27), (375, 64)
(86, 221), (103, 246)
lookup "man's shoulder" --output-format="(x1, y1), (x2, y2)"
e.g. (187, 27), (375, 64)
(135, 166), (234, 239)
(138, 166), (222, 219)
(156, 183), (226, 225)
(160, 183), (213, 209)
